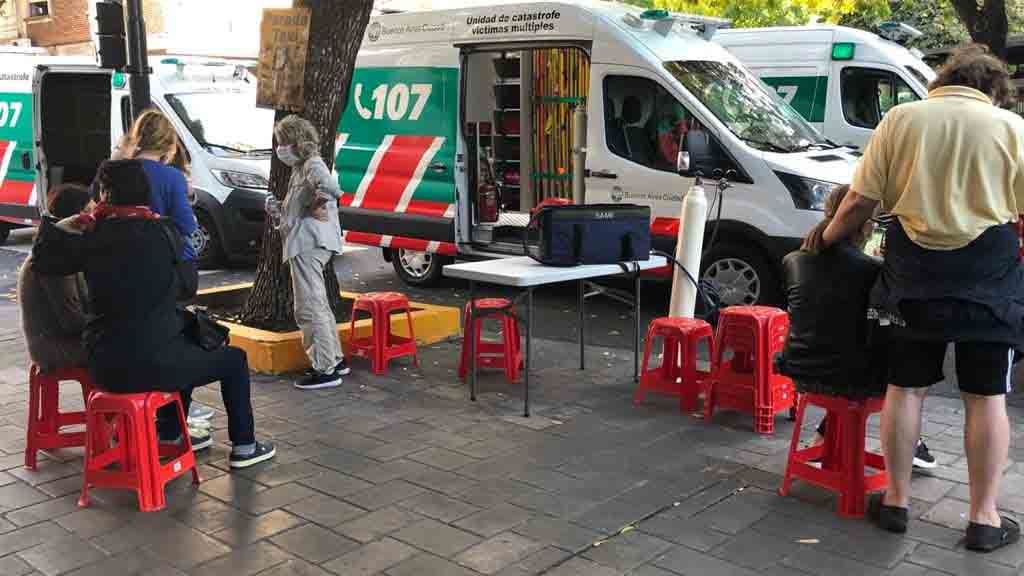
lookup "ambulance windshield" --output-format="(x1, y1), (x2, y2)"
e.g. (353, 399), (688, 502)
(165, 91), (274, 155)
(665, 60), (829, 153)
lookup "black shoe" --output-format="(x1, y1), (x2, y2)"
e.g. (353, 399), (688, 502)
(334, 359), (351, 376)
(966, 516), (1021, 552)
(913, 441), (937, 470)
(868, 493), (909, 534)
(160, 430), (212, 452)
(229, 441), (277, 469)
(295, 371), (342, 390)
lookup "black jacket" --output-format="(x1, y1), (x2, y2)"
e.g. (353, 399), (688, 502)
(31, 216), (187, 391)
(778, 243), (886, 397)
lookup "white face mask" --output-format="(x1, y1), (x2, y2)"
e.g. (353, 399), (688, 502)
(276, 145), (300, 167)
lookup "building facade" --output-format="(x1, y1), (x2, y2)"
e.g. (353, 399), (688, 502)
(0, 0), (167, 56)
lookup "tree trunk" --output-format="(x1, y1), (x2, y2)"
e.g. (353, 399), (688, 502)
(240, 0), (375, 328)
(951, 0), (1009, 59)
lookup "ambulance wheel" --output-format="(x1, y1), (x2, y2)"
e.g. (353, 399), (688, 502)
(0, 224), (8, 246)
(192, 209), (224, 270)
(392, 249), (448, 287)
(701, 243), (783, 307)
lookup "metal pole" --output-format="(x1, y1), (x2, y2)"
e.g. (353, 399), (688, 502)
(524, 288), (533, 417)
(578, 280), (585, 370)
(469, 281), (477, 402)
(571, 105), (586, 205)
(126, 0), (151, 117)
(634, 268), (641, 382)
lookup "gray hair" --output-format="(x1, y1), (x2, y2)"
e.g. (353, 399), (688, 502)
(274, 114), (320, 161)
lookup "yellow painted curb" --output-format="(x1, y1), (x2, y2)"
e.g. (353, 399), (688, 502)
(199, 284), (462, 375)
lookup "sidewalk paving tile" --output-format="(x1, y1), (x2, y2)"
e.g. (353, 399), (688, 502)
(455, 532), (544, 574)
(320, 537), (418, 576)
(334, 506), (427, 543)
(189, 541), (293, 576)
(268, 524), (359, 564)
(455, 504), (535, 538)
(384, 552), (483, 576)
(392, 518), (482, 557)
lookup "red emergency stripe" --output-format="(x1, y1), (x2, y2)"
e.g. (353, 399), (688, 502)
(345, 231), (385, 247)
(435, 242), (457, 256)
(387, 236), (431, 252)
(360, 135), (437, 213)
(0, 179), (34, 205)
(406, 199), (450, 218)
(651, 217), (679, 238)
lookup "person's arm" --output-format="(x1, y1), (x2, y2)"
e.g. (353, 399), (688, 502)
(31, 217), (87, 276)
(165, 170), (198, 240)
(307, 157), (342, 200)
(39, 275), (88, 336)
(821, 191), (879, 247)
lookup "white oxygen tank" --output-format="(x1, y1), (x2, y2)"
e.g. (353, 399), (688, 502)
(669, 177), (709, 318)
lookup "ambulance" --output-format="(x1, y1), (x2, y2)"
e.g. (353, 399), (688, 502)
(338, 0), (861, 306)
(715, 25), (937, 149)
(1, 55), (272, 268)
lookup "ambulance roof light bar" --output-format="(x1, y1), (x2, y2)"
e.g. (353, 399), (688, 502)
(877, 21), (923, 45)
(624, 9), (731, 40)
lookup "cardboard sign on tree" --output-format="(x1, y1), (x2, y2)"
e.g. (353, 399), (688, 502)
(257, 7), (312, 111)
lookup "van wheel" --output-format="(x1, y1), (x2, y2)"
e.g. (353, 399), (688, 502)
(392, 248), (448, 287)
(0, 224), (9, 246)
(701, 242), (783, 307)
(191, 210), (224, 270)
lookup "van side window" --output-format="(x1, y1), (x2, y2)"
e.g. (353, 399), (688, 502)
(120, 96), (132, 134)
(841, 68), (919, 129)
(604, 75), (703, 172)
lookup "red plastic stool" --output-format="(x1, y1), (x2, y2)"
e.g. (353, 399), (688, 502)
(79, 391), (199, 512)
(703, 306), (796, 434)
(458, 298), (523, 384)
(349, 292), (419, 375)
(780, 393), (887, 517)
(634, 317), (714, 412)
(25, 365), (94, 470)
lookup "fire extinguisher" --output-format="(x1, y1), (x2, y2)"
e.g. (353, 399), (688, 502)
(479, 183), (498, 223)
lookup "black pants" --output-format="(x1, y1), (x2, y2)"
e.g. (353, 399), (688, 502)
(177, 260), (199, 304)
(147, 346), (255, 446)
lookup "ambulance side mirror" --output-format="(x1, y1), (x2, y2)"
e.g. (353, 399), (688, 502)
(676, 150), (691, 176)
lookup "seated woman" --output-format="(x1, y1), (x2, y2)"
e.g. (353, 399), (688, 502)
(781, 185), (935, 467)
(19, 184), (93, 373)
(31, 159), (275, 469)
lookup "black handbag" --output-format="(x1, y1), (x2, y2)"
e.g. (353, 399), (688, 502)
(183, 307), (229, 351)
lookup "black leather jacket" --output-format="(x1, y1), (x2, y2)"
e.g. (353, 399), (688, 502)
(778, 243), (885, 396)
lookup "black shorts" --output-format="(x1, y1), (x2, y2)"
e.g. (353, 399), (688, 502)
(890, 339), (1015, 396)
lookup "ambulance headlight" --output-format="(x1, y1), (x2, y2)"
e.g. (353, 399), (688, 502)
(211, 169), (269, 190)
(775, 172), (839, 211)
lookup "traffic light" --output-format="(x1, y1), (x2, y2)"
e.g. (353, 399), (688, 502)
(95, 1), (127, 70)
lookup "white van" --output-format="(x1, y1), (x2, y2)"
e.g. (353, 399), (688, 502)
(716, 25), (936, 149)
(1, 55), (272, 267)
(337, 0), (860, 305)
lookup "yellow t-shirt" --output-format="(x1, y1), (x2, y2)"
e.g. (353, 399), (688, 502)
(851, 86), (1024, 250)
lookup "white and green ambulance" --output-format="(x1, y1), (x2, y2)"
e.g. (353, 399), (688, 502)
(715, 25), (936, 149)
(4, 55), (272, 267)
(338, 0), (861, 306)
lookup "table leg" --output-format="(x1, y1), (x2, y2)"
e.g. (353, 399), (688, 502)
(578, 280), (585, 371)
(525, 287), (533, 417)
(634, 270), (641, 383)
(469, 280), (477, 402)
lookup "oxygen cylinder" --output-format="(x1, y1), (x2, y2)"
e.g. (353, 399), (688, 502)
(669, 178), (709, 318)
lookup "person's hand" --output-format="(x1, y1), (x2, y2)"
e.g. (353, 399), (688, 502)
(55, 213), (93, 235)
(801, 219), (830, 254)
(308, 195), (329, 222)
(265, 195), (282, 216)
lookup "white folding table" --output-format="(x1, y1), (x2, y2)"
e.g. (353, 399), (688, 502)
(443, 256), (668, 416)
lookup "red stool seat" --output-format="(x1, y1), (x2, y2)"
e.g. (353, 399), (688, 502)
(459, 298), (523, 384)
(348, 292), (419, 375)
(634, 317), (714, 412)
(704, 306), (796, 434)
(780, 393), (887, 517)
(25, 365), (94, 470)
(79, 391), (199, 512)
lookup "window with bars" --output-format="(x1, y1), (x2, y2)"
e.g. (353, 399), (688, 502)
(27, 0), (50, 18)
